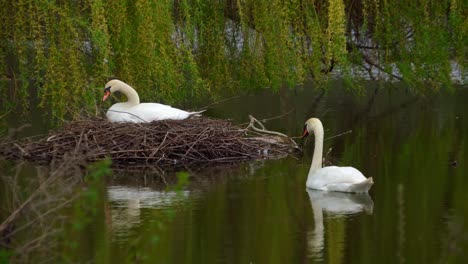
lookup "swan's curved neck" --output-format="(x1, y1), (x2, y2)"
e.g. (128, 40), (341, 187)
(308, 123), (324, 177)
(119, 83), (140, 106)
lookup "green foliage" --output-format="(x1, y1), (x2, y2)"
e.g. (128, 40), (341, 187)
(85, 158), (112, 183)
(171, 171), (190, 191)
(0, 249), (12, 264)
(362, 0), (463, 90)
(326, 0), (347, 66)
(0, 0), (464, 121)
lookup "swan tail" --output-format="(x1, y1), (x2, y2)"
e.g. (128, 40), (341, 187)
(350, 177), (374, 193)
(189, 109), (206, 117)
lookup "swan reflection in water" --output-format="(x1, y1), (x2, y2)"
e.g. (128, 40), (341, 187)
(307, 189), (374, 259)
(107, 186), (191, 240)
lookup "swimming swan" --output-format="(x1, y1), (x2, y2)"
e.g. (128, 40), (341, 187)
(303, 118), (373, 193)
(102, 79), (204, 123)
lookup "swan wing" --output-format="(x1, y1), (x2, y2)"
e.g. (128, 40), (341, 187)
(106, 103), (148, 123)
(307, 166), (373, 193)
(107, 103), (196, 122)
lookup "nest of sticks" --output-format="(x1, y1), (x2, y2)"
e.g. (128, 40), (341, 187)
(1, 116), (298, 167)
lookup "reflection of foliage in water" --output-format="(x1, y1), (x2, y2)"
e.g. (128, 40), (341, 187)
(0, 157), (112, 263)
(0, 0), (465, 120)
(62, 158), (112, 262)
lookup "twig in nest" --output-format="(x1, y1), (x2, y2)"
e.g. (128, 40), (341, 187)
(245, 115), (283, 137)
(258, 108), (295, 122)
(325, 130), (352, 141)
(238, 108), (295, 127)
(245, 115), (298, 148)
(2, 117), (296, 167)
(107, 109), (148, 123)
(200, 95), (241, 109)
(323, 147), (333, 165)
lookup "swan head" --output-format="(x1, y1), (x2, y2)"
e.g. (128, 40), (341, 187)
(302, 118), (322, 138)
(102, 79), (126, 101)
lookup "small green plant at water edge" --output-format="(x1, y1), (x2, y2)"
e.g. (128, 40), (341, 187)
(170, 171), (190, 192)
(84, 158), (112, 183)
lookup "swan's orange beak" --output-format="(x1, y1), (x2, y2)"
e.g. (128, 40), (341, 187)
(302, 125), (309, 138)
(102, 87), (111, 101)
(102, 91), (110, 101)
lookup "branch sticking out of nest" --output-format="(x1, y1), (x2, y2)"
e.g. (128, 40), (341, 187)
(245, 115), (299, 147)
(1, 117), (298, 167)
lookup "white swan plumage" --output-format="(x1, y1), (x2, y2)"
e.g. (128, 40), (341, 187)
(102, 79), (204, 123)
(303, 118), (374, 193)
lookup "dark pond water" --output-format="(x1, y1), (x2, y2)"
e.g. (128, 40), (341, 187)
(2, 82), (468, 263)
